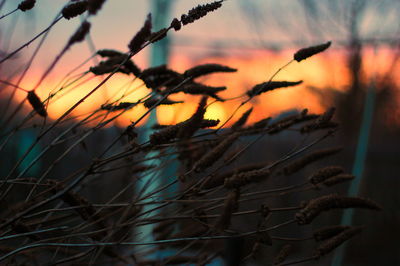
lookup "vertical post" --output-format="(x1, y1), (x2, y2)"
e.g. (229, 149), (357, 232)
(145, 0), (172, 129)
(150, 0), (172, 67)
(136, 0), (173, 249)
(17, 129), (41, 176)
(331, 45), (377, 266)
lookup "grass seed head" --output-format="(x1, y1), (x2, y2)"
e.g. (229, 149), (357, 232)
(231, 107), (253, 130)
(322, 174), (355, 187)
(143, 97), (183, 109)
(273, 244), (292, 265)
(183, 63), (237, 79)
(295, 194), (381, 225)
(268, 110), (318, 135)
(202, 163), (265, 189)
(313, 225), (351, 242)
(180, 1), (223, 26)
(294, 41), (332, 62)
(170, 18), (182, 31)
(314, 226), (363, 258)
(214, 189), (240, 231)
(243, 117), (271, 134)
(88, 0), (106, 15)
(247, 80), (303, 97)
(301, 121), (339, 133)
(97, 49), (124, 58)
(224, 168), (270, 188)
(91, 55), (141, 76)
(62, 1), (88, 20)
(177, 96), (208, 139)
(201, 118), (220, 128)
(182, 83), (226, 100)
(128, 13), (152, 54)
(27, 91), (47, 117)
(149, 28), (168, 43)
(101, 102), (136, 111)
(68, 21), (91, 47)
(18, 0), (36, 11)
(283, 147), (342, 175)
(301, 107), (337, 133)
(309, 166), (344, 185)
(194, 132), (239, 172)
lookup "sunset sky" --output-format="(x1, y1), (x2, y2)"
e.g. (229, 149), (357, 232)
(1, 0), (399, 127)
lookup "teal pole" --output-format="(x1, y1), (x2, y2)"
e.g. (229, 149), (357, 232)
(331, 46), (377, 266)
(17, 129), (41, 176)
(136, 0), (173, 246)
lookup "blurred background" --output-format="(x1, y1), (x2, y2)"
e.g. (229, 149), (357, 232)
(1, 0), (399, 265)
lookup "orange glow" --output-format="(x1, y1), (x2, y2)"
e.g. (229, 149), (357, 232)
(6, 47), (396, 128)
(15, 71), (151, 127)
(165, 49), (350, 126)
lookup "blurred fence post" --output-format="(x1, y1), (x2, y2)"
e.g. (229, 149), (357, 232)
(332, 45), (377, 266)
(136, 0), (174, 249)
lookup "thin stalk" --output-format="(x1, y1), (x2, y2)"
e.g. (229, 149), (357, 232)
(0, 16), (63, 64)
(0, 7), (17, 20)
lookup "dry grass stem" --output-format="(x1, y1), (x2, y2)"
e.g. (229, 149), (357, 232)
(0, 2), (381, 264)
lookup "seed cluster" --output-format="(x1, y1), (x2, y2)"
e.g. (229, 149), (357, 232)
(62, 1), (88, 20)
(181, 1), (223, 26)
(27, 91), (47, 117)
(1, 1), (382, 265)
(294, 41), (332, 62)
(283, 147), (342, 175)
(309, 166), (344, 185)
(88, 0), (106, 15)
(67, 21), (91, 47)
(247, 80), (303, 97)
(295, 194), (381, 225)
(128, 14), (152, 53)
(314, 226), (363, 258)
(18, 0), (36, 11)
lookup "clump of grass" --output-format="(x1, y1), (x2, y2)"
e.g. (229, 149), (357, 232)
(0, 1), (381, 265)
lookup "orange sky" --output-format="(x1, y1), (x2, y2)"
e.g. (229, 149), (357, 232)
(5, 46), (397, 128)
(1, 1), (398, 128)
(6, 49), (340, 127)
